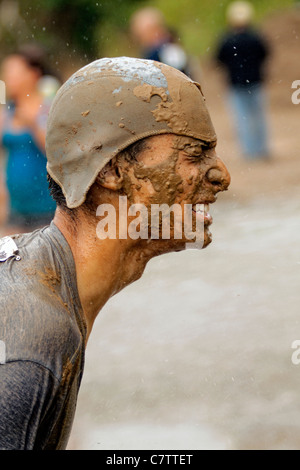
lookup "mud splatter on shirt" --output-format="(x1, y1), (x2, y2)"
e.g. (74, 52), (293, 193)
(0, 222), (86, 450)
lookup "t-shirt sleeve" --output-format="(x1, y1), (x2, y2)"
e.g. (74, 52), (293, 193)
(0, 361), (59, 450)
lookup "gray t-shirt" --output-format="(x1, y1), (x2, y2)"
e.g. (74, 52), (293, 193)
(0, 222), (87, 450)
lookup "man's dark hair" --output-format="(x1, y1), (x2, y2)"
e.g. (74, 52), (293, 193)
(17, 43), (49, 77)
(48, 137), (148, 219)
(14, 42), (61, 80)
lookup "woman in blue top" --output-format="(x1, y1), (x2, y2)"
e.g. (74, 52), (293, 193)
(0, 44), (57, 234)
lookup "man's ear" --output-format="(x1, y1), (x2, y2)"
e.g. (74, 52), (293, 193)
(96, 161), (123, 191)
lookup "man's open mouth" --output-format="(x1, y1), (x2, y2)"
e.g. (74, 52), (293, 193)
(192, 203), (213, 225)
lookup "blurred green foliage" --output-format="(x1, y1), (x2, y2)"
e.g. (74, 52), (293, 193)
(21, 0), (145, 58)
(152, 0), (295, 56)
(0, 0), (145, 70)
(0, 0), (295, 73)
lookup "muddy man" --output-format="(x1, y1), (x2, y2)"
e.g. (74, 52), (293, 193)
(0, 57), (230, 450)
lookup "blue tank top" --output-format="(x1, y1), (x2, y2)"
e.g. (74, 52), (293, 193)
(1, 102), (56, 216)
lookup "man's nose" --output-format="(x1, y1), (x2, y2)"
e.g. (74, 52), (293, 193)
(206, 157), (231, 193)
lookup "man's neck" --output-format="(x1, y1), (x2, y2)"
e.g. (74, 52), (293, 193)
(53, 210), (154, 340)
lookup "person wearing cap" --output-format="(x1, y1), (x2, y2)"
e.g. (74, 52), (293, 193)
(216, 1), (270, 160)
(130, 7), (195, 78)
(0, 57), (230, 450)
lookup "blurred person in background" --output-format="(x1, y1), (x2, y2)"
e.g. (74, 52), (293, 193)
(0, 43), (60, 235)
(130, 6), (199, 79)
(216, 1), (270, 160)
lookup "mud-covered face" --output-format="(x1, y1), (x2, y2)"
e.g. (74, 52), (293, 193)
(46, 57), (218, 209)
(118, 134), (230, 250)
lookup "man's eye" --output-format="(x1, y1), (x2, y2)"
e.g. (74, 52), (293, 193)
(187, 154), (205, 162)
(184, 143), (215, 159)
(202, 145), (213, 152)
(187, 150), (205, 158)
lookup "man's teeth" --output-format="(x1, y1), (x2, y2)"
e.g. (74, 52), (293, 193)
(193, 203), (210, 214)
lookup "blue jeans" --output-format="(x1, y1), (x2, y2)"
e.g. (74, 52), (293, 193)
(229, 84), (269, 159)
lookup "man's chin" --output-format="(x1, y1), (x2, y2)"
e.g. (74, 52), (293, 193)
(184, 236), (212, 251)
(183, 224), (212, 250)
(203, 226), (213, 248)
(146, 226), (212, 256)
(168, 229), (212, 252)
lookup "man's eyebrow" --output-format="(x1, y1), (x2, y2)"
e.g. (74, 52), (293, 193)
(199, 140), (217, 149)
(185, 140), (217, 152)
(175, 138), (217, 155)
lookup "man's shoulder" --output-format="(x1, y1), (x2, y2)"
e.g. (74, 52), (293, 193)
(0, 227), (85, 381)
(0, 227), (72, 309)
